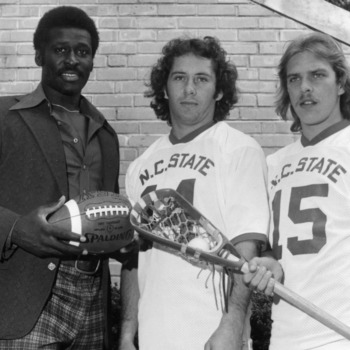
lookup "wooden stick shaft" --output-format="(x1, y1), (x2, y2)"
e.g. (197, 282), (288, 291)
(273, 281), (350, 340)
(240, 261), (350, 340)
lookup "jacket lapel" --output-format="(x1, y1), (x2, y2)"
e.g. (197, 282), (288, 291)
(99, 123), (120, 193)
(18, 104), (68, 197)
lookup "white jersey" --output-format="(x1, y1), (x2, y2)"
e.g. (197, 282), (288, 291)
(267, 121), (350, 350)
(126, 121), (269, 350)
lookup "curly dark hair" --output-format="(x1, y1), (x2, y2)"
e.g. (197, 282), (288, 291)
(145, 36), (239, 125)
(33, 6), (99, 58)
(276, 32), (350, 132)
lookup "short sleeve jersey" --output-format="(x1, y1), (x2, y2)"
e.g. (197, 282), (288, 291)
(267, 121), (350, 350)
(126, 121), (269, 350)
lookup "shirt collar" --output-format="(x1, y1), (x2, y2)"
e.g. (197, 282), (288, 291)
(301, 119), (350, 147)
(169, 121), (216, 145)
(10, 84), (47, 110)
(10, 83), (105, 125)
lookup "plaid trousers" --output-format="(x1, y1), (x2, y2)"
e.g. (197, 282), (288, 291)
(0, 264), (104, 350)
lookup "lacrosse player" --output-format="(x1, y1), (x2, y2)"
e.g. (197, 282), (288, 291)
(244, 32), (350, 350)
(119, 36), (270, 350)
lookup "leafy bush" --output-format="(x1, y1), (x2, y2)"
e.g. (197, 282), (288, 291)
(250, 291), (273, 350)
(111, 283), (122, 350)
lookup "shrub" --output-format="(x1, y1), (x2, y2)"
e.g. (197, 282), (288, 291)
(111, 283), (122, 350)
(250, 291), (273, 350)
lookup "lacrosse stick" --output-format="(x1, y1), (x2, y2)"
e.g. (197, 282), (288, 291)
(130, 188), (350, 341)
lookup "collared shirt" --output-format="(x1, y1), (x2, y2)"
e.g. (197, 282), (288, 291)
(51, 105), (103, 199)
(11, 84), (104, 199)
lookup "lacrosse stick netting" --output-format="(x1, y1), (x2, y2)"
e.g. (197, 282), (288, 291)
(129, 188), (246, 272)
(130, 188), (248, 312)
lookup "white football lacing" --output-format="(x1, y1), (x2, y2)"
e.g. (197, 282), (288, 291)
(86, 205), (129, 219)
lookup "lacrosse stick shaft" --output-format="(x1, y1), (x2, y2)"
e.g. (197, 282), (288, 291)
(238, 260), (350, 340)
(131, 188), (350, 340)
(273, 281), (350, 340)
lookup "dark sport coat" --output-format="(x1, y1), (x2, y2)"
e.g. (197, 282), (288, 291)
(0, 90), (120, 346)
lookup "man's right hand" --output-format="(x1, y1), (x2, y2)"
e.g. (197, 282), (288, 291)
(11, 196), (86, 258)
(243, 256), (284, 296)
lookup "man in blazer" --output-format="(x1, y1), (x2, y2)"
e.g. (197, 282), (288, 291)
(0, 6), (123, 349)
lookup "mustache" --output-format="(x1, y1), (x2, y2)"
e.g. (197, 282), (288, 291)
(59, 69), (80, 74)
(298, 93), (317, 104)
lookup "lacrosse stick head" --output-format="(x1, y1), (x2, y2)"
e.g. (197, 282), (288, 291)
(130, 188), (242, 272)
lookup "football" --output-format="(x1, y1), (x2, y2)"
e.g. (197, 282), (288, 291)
(48, 191), (134, 254)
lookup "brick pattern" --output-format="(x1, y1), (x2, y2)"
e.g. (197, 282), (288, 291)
(0, 0), (319, 282)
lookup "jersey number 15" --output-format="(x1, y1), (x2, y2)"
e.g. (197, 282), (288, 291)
(271, 184), (328, 259)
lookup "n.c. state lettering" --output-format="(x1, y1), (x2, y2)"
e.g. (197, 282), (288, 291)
(271, 156), (347, 187)
(139, 153), (214, 185)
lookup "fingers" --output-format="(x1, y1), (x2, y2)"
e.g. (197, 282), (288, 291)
(40, 239), (84, 258)
(243, 257), (278, 296)
(271, 265), (284, 283)
(242, 257), (262, 284)
(37, 226), (85, 257)
(41, 196), (66, 219)
(265, 278), (275, 296)
(248, 265), (269, 289)
(248, 257), (260, 273)
(49, 226), (84, 243)
(254, 266), (274, 295)
(56, 242), (85, 257)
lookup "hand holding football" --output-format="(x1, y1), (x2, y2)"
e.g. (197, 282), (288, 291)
(48, 191), (134, 254)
